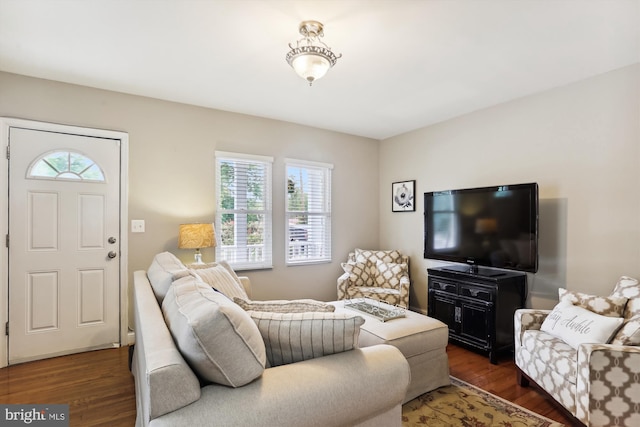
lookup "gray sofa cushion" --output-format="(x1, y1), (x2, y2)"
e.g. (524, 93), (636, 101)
(147, 251), (187, 303)
(162, 276), (266, 387)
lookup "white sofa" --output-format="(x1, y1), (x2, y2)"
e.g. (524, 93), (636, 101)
(131, 253), (411, 427)
(514, 277), (640, 427)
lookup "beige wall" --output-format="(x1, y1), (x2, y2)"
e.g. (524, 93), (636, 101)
(380, 64), (640, 312)
(2, 64), (638, 320)
(0, 72), (380, 326)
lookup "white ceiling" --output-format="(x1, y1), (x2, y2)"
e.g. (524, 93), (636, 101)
(0, 0), (638, 140)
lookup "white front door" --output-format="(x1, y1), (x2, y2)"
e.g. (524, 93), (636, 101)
(7, 126), (122, 364)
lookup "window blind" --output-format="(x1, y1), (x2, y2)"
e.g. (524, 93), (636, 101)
(285, 159), (332, 265)
(215, 151), (273, 270)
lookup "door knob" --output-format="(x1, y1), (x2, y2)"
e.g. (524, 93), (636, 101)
(108, 251), (117, 259)
(108, 237), (117, 244)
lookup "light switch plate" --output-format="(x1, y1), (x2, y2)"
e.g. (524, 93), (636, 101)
(131, 220), (145, 233)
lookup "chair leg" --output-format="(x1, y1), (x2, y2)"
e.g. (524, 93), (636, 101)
(516, 368), (530, 387)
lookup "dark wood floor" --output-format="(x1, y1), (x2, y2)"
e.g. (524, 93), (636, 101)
(0, 346), (136, 426)
(447, 344), (574, 425)
(0, 344), (573, 426)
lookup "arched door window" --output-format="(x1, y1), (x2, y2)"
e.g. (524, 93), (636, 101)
(27, 150), (106, 182)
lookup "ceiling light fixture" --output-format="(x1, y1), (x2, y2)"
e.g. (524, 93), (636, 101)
(286, 20), (341, 86)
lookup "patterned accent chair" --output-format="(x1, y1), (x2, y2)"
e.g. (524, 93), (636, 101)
(514, 276), (640, 427)
(337, 248), (410, 308)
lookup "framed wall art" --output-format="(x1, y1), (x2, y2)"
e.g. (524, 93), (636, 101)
(392, 180), (415, 212)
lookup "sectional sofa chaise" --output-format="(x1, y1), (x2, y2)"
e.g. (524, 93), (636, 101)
(131, 252), (413, 427)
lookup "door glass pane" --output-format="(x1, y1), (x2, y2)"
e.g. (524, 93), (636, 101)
(27, 150), (106, 182)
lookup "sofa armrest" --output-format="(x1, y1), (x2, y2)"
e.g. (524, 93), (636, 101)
(337, 271), (353, 299)
(575, 343), (640, 426)
(149, 345), (410, 427)
(399, 276), (410, 308)
(514, 308), (551, 348)
(238, 276), (252, 299)
(132, 271), (201, 424)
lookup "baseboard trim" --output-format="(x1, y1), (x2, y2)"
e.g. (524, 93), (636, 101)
(410, 305), (428, 315)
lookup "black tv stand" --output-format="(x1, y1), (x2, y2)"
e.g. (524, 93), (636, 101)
(427, 265), (526, 364)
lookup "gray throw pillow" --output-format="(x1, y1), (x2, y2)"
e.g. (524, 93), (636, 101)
(162, 276), (266, 387)
(146, 251), (187, 302)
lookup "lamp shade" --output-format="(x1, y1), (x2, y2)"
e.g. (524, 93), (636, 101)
(178, 223), (215, 249)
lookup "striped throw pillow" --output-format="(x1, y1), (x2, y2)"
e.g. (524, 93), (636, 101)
(249, 311), (364, 367)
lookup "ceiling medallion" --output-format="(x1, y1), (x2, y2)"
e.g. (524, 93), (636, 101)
(286, 20), (342, 86)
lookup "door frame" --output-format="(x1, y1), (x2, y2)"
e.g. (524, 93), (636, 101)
(0, 117), (129, 368)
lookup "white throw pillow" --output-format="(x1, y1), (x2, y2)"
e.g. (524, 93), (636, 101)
(249, 311), (365, 367)
(191, 264), (248, 300)
(540, 301), (624, 349)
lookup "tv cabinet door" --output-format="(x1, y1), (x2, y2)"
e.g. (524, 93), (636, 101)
(428, 290), (458, 334)
(459, 298), (492, 348)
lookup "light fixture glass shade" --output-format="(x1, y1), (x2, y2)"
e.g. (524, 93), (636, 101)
(291, 54), (331, 83)
(286, 20), (341, 86)
(178, 223), (215, 264)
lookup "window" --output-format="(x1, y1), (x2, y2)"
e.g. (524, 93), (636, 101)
(285, 159), (332, 265)
(215, 152), (273, 270)
(28, 150), (105, 182)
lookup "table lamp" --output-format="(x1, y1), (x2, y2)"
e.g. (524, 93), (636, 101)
(178, 223), (215, 265)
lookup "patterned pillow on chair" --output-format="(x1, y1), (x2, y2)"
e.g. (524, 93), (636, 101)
(610, 276), (640, 319)
(373, 260), (408, 288)
(610, 316), (640, 346)
(558, 288), (627, 317)
(354, 248), (403, 264)
(610, 276), (640, 298)
(607, 276), (640, 345)
(341, 262), (374, 286)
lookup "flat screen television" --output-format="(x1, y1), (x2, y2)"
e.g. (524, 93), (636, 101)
(424, 183), (538, 274)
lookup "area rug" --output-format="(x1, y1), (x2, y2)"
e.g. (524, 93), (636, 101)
(402, 377), (564, 427)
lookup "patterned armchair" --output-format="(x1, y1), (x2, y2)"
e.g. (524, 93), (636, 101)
(337, 248), (410, 308)
(514, 277), (640, 427)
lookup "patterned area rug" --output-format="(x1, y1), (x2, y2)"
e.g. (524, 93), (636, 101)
(402, 377), (564, 427)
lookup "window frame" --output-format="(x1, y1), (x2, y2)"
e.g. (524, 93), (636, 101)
(284, 158), (333, 266)
(215, 151), (273, 271)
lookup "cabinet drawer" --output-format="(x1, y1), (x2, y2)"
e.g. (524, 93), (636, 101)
(430, 280), (457, 294)
(460, 285), (493, 302)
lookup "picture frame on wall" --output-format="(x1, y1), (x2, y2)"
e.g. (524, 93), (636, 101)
(392, 180), (416, 212)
